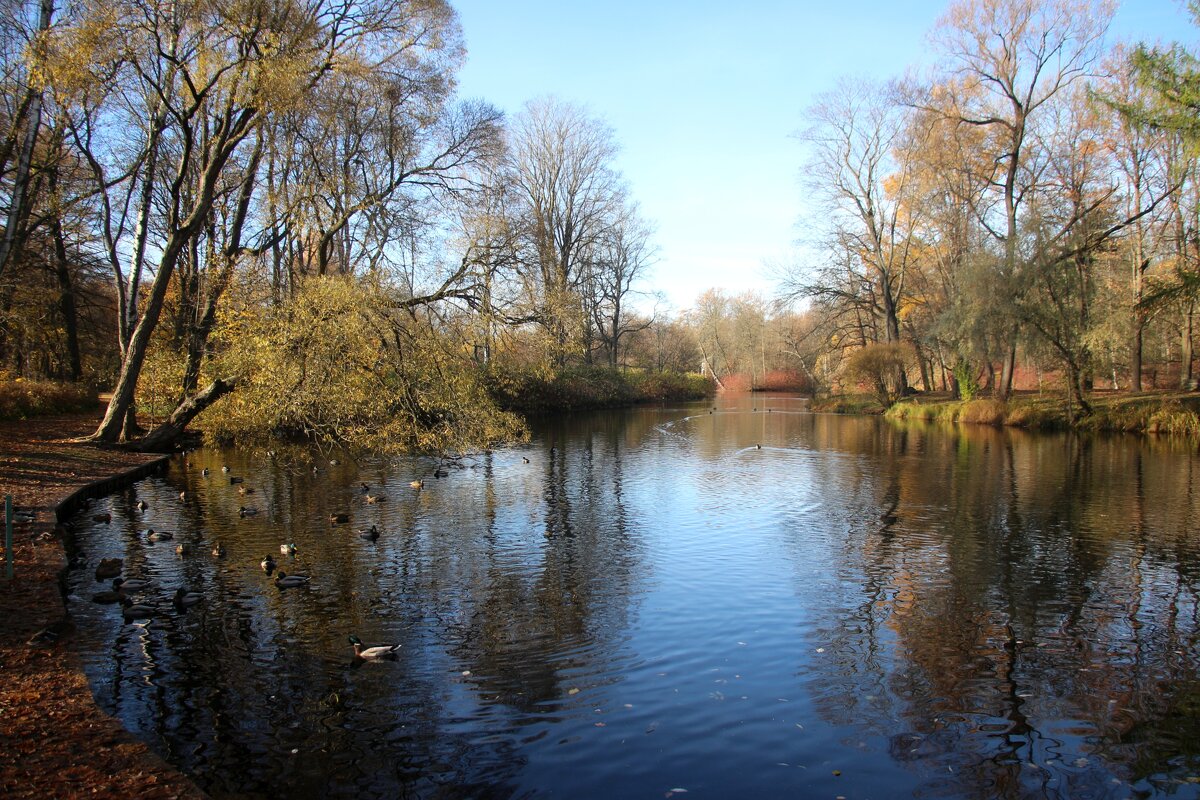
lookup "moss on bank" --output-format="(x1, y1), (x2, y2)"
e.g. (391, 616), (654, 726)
(487, 365), (714, 414)
(883, 392), (1200, 436)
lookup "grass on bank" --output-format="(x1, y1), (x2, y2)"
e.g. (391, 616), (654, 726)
(0, 378), (97, 421)
(882, 391), (1200, 435)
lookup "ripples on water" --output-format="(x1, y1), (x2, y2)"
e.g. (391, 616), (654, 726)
(65, 394), (1200, 798)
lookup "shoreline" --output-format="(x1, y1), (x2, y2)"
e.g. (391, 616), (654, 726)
(0, 410), (207, 799)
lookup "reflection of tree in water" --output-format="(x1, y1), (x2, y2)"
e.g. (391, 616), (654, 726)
(437, 413), (644, 720)
(793, 421), (1200, 797)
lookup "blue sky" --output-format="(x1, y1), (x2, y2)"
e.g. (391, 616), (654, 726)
(451, 0), (1192, 312)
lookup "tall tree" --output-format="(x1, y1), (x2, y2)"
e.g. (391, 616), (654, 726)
(507, 97), (623, 366)
(923, 0), (1115, 399)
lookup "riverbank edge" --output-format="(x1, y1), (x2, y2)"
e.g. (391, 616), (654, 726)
(0, 414), (208, 800)
(813, 391), (1200, 436)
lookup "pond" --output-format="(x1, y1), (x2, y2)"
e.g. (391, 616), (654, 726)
(65, 393), (1200, 798)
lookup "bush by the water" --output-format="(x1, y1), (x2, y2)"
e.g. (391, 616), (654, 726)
(0, 378), (96, 420)
(487, 365), (712, 414)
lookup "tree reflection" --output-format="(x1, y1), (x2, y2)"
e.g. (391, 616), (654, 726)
(796, 419), (1200, 796)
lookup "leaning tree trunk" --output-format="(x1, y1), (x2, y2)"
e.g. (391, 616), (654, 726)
(92, 237), (188, 442)
(136, 378), (235, 452)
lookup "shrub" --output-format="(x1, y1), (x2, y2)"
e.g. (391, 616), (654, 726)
(843, 343), (915, 409)
(0, 378), (96, 420)
(959, 399), (1006, 426)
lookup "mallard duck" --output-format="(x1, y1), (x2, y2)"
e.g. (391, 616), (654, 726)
(211, 542), (227, 557)
(201, 467), (210, 476)
(365, 493), (386, 504)
(522, 456), (530, 464)
(239, 506), (259, 518)
(173, 587), (202, 609)
(433, 468), (448, 479)
(121, 597), (156, 621)
(221, 465), (230, 473)
(358, 525), (380, 542)
(113, 577), (155, 593)
(91, 588), (126, 604)
(273, 571), (309, 589)
(147, 529), (174, 542)
(229, 476), (244, 485)
(329, 458), (340, 466)
(94, 557), (123, 581)
(261, 555), (276, 574)
(136, 500), (149, 511)
(329, 512), (350, 524)
(237, 485), (255, 494)
(175, 543), (191, 556)
(92, 512), (112, 524)
(348, 634), (400, 660)
(409, 480), (424, 490)
(360, 482), (370, 493)
(280, 542), (296, 556)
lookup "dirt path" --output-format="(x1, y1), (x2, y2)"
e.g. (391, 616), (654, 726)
(0, 407), (207, 799)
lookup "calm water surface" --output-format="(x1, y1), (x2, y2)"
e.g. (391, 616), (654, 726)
(65, 394), (1200, 798)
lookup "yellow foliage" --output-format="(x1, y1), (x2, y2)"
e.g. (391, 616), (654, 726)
(205, 276), (526, 454)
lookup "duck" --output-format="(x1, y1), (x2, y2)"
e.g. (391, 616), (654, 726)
(178, 491), (187, 501)
(172, 587), (202, 609)
(135, 500), (149, 512)
(113, 577), (155, 593)
(360, 482), (370, 493)
(348, 634), (400, 660)
(358, 525), (380, 542)
(273, 571), (310, 589)
(221, 465), (230, 473)
(261, 555), (277, 574)
(229, 476), (244, 485)
(409, 480), (424, 490)
(211, 542), (227, 557)
(364, 493), (386, 504)
(92, 513), (112, 524)
(175, 543), (191, 556)
(91, 588), (126, 604)
(329, 512), (350, 524)
(94, 557), (123, 581)
(201, 467), (210, 476)
(239, 506), (259, 518)
(522, 456), (530, 464)
(237, 485), (255, 494)
(329, 458), (341, 466)
(120, 597), (156, 621)
(280, 542), (296, 556)
(433, 467), (448, 479)
(146, 529), (174, 542)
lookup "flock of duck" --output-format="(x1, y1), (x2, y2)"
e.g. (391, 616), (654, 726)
(79, 459), (429, 660)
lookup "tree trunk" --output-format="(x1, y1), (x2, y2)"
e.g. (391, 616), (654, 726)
(92, 238), (188, 442)
(1183, 305), (1195, 391)
(135, 378), (235, 451)
(0, 0), (53, 283)
(51, 215), (82, 380)
(998, 334), (1017, 400)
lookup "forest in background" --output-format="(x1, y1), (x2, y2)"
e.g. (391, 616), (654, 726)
(0, 0), (1197, 450)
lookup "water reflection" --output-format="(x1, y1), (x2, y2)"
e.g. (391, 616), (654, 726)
(65, 395), (1200, 798)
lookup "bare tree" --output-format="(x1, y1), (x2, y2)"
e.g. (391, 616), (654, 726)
(589, 203), (656, 368)
(507, 97), (623, 365)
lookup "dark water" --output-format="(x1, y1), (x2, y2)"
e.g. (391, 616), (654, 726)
(64, 393), (1200, 798)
